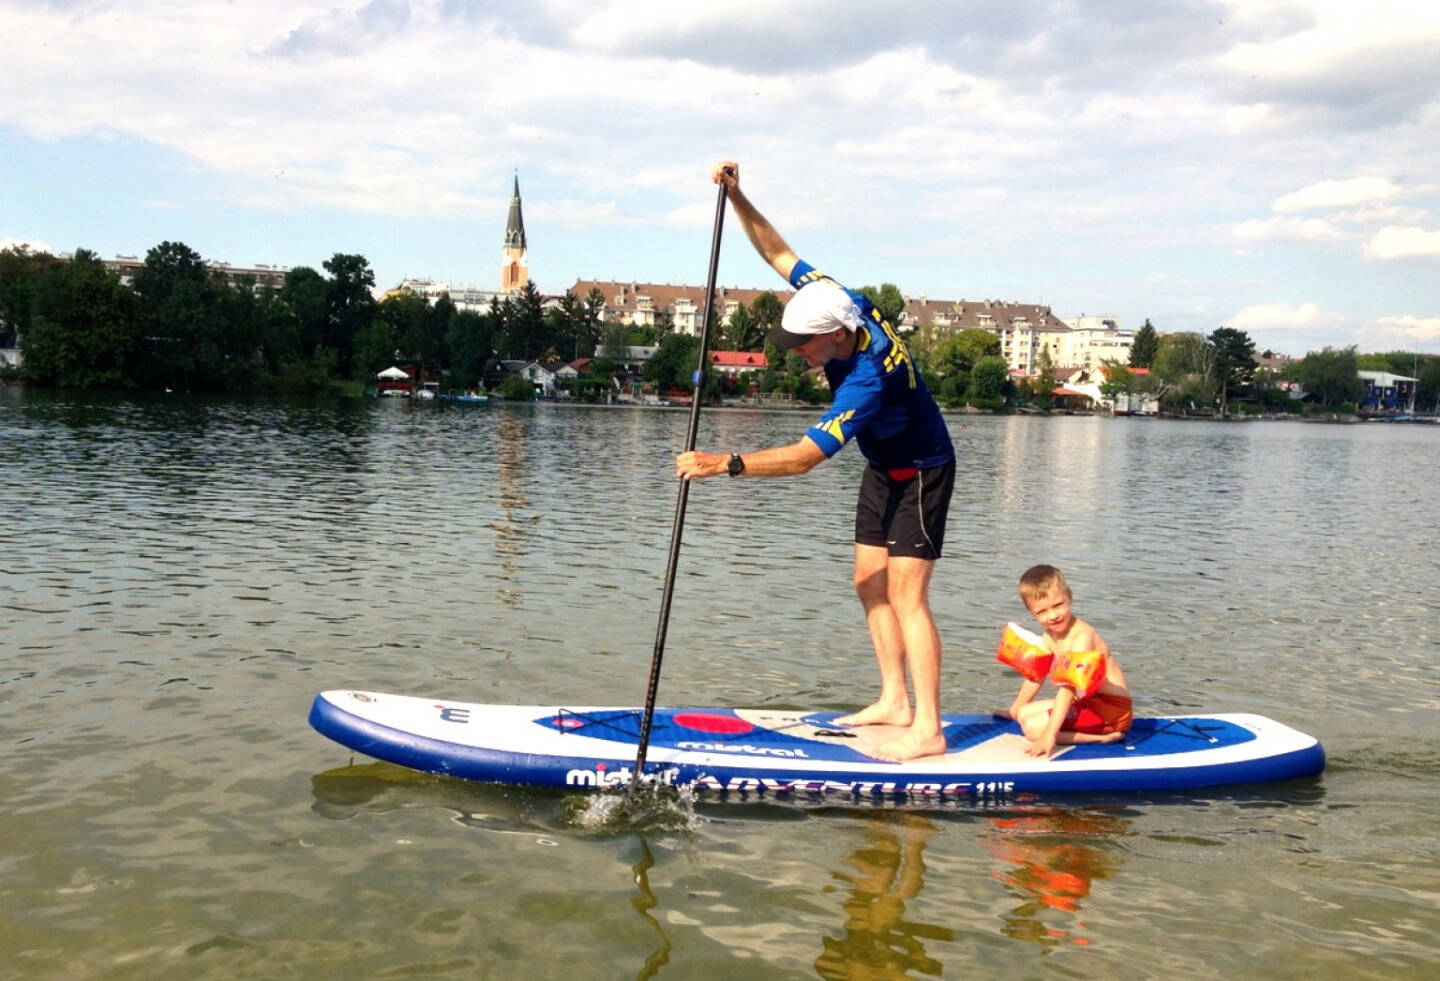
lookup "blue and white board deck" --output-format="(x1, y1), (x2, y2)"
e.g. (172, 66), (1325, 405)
(309, 690), (1325, 798)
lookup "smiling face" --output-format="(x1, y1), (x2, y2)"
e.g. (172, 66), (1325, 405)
(1024, 588), (1075, 638)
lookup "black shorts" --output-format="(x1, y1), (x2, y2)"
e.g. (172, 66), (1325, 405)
(854, 460), (956, 559)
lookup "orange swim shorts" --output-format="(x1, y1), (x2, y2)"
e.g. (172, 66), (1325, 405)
(1062, 693), (1133, 735)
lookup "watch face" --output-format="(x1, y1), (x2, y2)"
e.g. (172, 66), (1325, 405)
(728, 454), (744, 476)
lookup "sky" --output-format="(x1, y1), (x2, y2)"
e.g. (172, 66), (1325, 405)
(3, 0), (1439, 358)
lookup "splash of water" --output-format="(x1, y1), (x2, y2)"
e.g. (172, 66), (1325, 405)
(561, 784), (703, 835)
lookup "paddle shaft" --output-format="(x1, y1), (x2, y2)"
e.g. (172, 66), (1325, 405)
(629, 176), (729, 793)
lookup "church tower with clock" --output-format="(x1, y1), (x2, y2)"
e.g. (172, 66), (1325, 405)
(501, 173), (528, 294)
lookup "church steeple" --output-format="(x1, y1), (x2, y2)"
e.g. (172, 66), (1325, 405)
(504, 173), (526, 250)
(501, 172), (529, 293)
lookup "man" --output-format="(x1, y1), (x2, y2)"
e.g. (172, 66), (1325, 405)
(675, 161), (956, 762)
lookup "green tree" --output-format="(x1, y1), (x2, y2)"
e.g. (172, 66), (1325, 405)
(259, 292), (300, 375)
(428, 294), (456, 368)
(322, 253), (377, 376)
(643, 332), (701, 391)
(212, 274), (267, 390)
(1416, 356), (1440, 411)
(550, 289), (593, 361)
(500, 281), (550, 361)
(446, 309), (498, 389)
(723, 303), (764, 351)
(352, 318), (396, 379)
(0, 245), (64, 347)
(379, 291), (429, 361)
(1292, 346), (1364, 407)
(498, 373), (536, 399)
(24, 249), (142, 388)
(1152, 332), (1218, 409)
(968, 354), (1010, 406)
(857, 283), (906, 328)
(750, 291), (783, 351)
(1031, 347), (1058, 408)
(132, 240), (226, 390)
(1129, 319), (1159, 368)
(1099, 361), (1135, 402)
(1209, 326), (1257, 415)
(280, 266), (329, 357)
(628, 323), (659, 345)
(932, 327), (1000, 403)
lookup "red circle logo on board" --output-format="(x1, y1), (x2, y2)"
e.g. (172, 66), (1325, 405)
(673, 712), (755, 735)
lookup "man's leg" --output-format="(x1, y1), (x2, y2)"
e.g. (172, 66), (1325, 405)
(871, 555), (947, 761)
(834, 543), (913, 728)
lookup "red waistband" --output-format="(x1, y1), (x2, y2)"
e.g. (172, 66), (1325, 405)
(886, 467), (919, 481)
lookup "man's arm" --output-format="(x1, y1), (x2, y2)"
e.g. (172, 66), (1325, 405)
(675, 437), (826, 480)
(713, 161), (798, 282)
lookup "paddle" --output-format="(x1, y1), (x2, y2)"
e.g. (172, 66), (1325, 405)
(628, 170), (730, 795)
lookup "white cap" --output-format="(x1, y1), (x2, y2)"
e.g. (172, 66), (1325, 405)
(771, 281), (862, 349)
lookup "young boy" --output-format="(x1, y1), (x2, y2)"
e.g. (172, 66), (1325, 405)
(995, 565), (1132, 758)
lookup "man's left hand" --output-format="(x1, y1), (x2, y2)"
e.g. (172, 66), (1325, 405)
(675, 450), (727, 479)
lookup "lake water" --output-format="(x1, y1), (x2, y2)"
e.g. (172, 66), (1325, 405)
(2, 388), (1437, 979)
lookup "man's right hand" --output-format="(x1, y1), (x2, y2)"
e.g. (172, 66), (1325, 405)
(712, 161), (739, 189)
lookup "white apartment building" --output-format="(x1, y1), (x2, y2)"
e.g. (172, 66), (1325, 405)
(1056, 315), (1134, 371)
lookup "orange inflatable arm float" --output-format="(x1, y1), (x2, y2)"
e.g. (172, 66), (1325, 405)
(1050, 650), (1107, 700)
(996, 622), (1054, 682)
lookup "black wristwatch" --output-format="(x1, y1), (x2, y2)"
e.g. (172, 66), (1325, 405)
(727, 453), (746, 477)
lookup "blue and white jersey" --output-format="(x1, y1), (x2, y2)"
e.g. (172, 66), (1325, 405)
(789, 260), (953, 471)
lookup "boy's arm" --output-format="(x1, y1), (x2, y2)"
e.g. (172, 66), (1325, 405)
(997, 678), (1043, 720)
(1025, 687), (1075, 758)
(713, 162), (799, 281)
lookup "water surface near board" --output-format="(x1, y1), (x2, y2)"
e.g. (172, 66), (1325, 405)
(2, 388), (1437, 979)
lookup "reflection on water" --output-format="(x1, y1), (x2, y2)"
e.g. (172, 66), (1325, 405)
(815, 814), (954, 979)
(493, 410), (531, 606)
(630, 838), (672, 981)
(983, 807), (1130, 948)
(4, 390), (1439, 979)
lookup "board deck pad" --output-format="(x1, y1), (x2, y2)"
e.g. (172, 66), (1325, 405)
(309, 690), (1325, 798)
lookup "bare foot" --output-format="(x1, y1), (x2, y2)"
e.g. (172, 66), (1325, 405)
(833, 702), (912, 728)
(869, 727), (947, 762)
(1067, 729), (1127, 745)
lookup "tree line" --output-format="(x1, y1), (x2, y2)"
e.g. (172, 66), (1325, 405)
(1099, 320), (1440, 415)
(0, 242), (615, 394)
(3, 242), (1434, 412)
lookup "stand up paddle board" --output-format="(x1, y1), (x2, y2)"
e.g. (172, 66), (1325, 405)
(308, 690), (1324, 798)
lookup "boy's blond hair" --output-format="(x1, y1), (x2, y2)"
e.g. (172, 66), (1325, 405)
(1018, 564), (1071, 604)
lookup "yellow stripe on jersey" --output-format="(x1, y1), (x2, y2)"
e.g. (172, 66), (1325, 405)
(875, 316), (917, 387)
(819, 409), (856, 445)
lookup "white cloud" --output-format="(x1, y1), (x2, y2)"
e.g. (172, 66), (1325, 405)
(1357, 314), (1440, 348)
(1, 0), (1437, 348)
(1273, 176), (1400, 212)
(1230, 302), (1345, 331)
(1233, 217), (1345, 244)
(0, 237), (54, 254)
(1216, 2), (1440, 89)
(1354, 314), (1440, 356)
(1364, 225), (1440, 259)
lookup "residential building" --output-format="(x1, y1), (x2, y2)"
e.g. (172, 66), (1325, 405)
(709, 350), (769, 380)
(1358, 370), (1417, 413)
(1054, 364), (1158, 416)
(1056, 316), (1134, 371)
(900, 297), (1070, 374)
(571, 280), (792, 336)
(102, 256), (289, 292)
